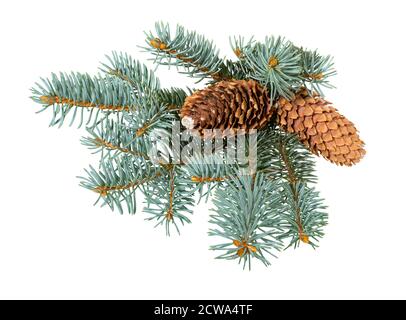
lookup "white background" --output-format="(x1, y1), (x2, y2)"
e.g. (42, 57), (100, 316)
(0, 0), (405, 300)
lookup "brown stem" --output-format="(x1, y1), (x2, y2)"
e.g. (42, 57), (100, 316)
(166, 167), (175, 221)
(136, 125), (148, 137)
(94, 172), (161, 197)
(40, 95), (131, 112)
(279, 142), (309, 244)
(94, 137), (148, 159)
(190, 176), (225, 183)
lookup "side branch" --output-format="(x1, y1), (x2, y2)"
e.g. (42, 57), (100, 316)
(149, 38), (228, 81)
(191, 176), (225, 183)
(94, 172), (161, 197)
(279, 142), (309, 244)
(165, 168), (175, 221)
(93, 137), (148, 159)
(40, 95), (130, 112)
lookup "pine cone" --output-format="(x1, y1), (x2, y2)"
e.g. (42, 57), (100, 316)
(180, 80), (273, 135)
(277, 89), (365, 166)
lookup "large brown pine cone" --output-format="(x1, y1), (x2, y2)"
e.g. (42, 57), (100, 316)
(180, 80), (273, 135)
(277, 89), (365, 166)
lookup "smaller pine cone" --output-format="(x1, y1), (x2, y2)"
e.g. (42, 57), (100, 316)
(180, 80), (273, 135)
(277, 89), (365, 166)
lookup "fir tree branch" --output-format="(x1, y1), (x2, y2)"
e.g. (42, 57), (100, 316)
(101, 52), (189, 108)
(100, 51), (161, 94)
(132, 87), (187, 138)
(257, 129), (317, 183)
(281, 182), (328, 249)
(253, 129), (327, 248)
(79, 155), (159, 214)
(143, 165), (195, 235)
(209, 173), (284, 269)
(180, 154), (233, 202)
(39, 95), (130, 111)
(279, 141), (307, 243)
(148, 38), (225, 81)
(300, 49), (336, 95)
(81, 116), (150, 160)
(228, 36), (256, 80)
(29, 24), (339, 268)
(144, 22), (231, 82)
(91, 136), (147, 159)
(86, 124), (151, 179)
(155, 87), (189, 109)
(125, 99), (178, 138)
(133, 107), (175, 137)
(31, 73), (136, 127)
(277, 138), (328, 247)
(240, 36), (302, 102)
(94, 171), (161, 197)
